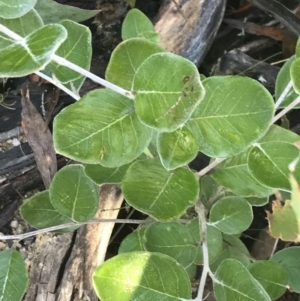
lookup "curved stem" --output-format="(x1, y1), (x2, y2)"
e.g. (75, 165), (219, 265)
(197, 157), (225, 178)
(275, 80), (293, 108)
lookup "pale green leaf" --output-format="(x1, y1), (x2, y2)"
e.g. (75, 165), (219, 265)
(0, 250), (28, 301)
(49, 20), (91, 84)
(187, 76), (275, 157)
(245, 196), (268, 206)
(122, 158), (199, 221)
(186, 218), (223, 265)
(199, 175), (225, 207)
(0, 9), (43, 49)
(54, 89), (152, 167)
(49, 165), (98, 222)
(124, 0), (136, 8)
(248, 141), (300, 191)
(157, 126), (198, 170)
(271, 246), (300, 293)
(0, 24), (67, 77)
(210, 234), (251, 272)
(290, 57), (300, 95)
(133, 52), (205, 132)
(209, 196), (253, 234)
(138, 31), (160, 43)
(249, 261), (288, 300)
(275, 55), (299, 108)
(106, 38), (165, 90)
(214, 259), (271, 301)
(144, 222), (197, 268)
(93, 252), (191, 301)
(34, 0), (99, 24)
(119, 227), (146, 253)
(122, 8), (155, 40)
(0, 0), (36, 19)
(20, 190), (78, 232)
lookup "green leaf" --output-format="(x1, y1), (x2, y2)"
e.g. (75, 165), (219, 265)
(271, 246), (300, 293)
(93, 251), (191, 301)
(186, 218), (223, 265)
(49, 165), (98, 222)
(187, 76), (275, 157)
(138, 31), (160, 43)
(275, 55), (299, 108)
(133, 52), (205, 132)
(212, 125), (299, 197)
(106, 38), (165, 90)
(0, 24), (67, 77)
(0, 9), (43, 49)
(34, 0), (99, 24)
(143, 222), (197, 268)
(249, 261), (288, 300)
(54, 89), (152, 166)
(210, 234), (251, 272)
(199, 175), (225, 207)
(245, 196), (268, 206)
(212, 151), (273, 198)
(290, 57), (300, 95)
(214, 259), (271, 301)
(0, 250), (28, 301)
(122, 8), (155, 40)
(124, 0), (136, 8)
(20, 190), (77, 232)
(119, 227), (146, 253)
(0, 0), (36, 19)
(209, 196), (253, 234)
(85, 162), (132, 185)
(157, 126), (198, 170)
(50, 20), (91, 83)
(248, 141), (300, 191)
(122, 158), (199, 221)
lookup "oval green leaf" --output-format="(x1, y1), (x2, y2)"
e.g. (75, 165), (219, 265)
(0, 250), (28, 301)
(50, 20), (91, 83)
(144, 222), (197, 268)
(209, 196), (253, 234)
(122, 158), (199, 221)
(20, 190), (77, 232)
(248, 141), (300, 191)
(214, 259), (271, 301)
(157, 125), (198, 170)
(0, 24), (67, 77)
(249, 261), (288, 300)
(93, 251), (191, 301)
(0, 0), (36, 19)
(186, 218), (223, 265)
(290, 57), (300, 95)
(54, 89), (152, 166)
(187, 76), (275, 157)
(0, 9), (43, 49)
(122, 8), (155, 40)
(210, 234), (251, 272)
(133, 52), (205, 132)
(119, 226), (146, 254)
(271, 246), (300, 293)
(106, 38), (165, 90)
(49, 165), (98, 222)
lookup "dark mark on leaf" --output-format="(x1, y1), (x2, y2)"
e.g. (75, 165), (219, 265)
(183, 76), (190, 84)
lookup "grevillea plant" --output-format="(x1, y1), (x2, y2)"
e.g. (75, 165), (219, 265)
(1, 1), (300, 301)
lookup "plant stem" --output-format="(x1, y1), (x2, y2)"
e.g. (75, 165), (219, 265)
(52, 55), (134, 99)
(275, 80), (293, 108)
(35, 71), (80, 100)
(195, 201), (215, 301)
(0, 218), (190, 241)
(273, 95), (300, 123)
(197, 157), (225, 178)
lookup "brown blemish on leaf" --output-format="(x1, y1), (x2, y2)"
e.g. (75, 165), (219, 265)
(183, 76), (190, 84)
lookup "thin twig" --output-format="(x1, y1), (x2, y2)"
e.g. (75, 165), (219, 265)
(197, 158), (225, 178)
(272, 95), (300, 123)
(275, 80), (293, 108)
(195, 201), (215, 301)
(269, 238), (279, 258)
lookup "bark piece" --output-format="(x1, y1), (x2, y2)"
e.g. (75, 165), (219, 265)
(154, 0), (226, 66)
(21, 89), (57, 189)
